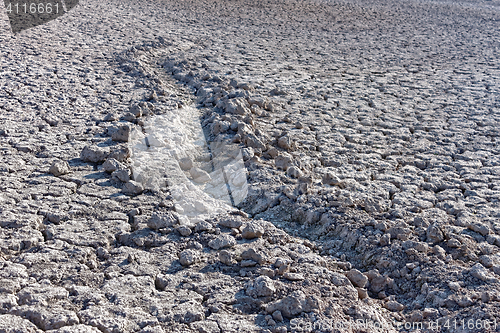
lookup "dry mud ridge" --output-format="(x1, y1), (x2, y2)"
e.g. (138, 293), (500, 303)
(1, 0), (500, 332)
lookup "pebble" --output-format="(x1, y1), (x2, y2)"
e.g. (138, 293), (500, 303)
(179, 249), (200, 266)
(283, 272), (304, 281)
(208, 235), (236, 250)
(241, 223), (265, 239)
(102, 158), (121, 173)
(122, 180), (144, 195)
(81, 145), (110, 163)
(111, 124), (133, 142)
(49, 160), (71, 176)
(346, 269), (368, 288)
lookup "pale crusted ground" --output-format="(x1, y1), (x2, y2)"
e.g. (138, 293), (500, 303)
(1, 0), (500, 332)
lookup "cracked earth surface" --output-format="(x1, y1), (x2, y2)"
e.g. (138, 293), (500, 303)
(1, 0), (500, 332)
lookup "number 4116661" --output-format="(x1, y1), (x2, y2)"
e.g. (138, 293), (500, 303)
(5, 2), (59, 14)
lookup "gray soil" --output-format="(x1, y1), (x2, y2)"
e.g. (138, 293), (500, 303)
(1, 0), (500, 332)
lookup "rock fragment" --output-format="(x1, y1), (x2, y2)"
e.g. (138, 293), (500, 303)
(241, 248), (266, 265)
(122, 180), (144, 195)
(219, 250), (236, 265)
(470, 263), (499, 283)
(147, 212), (177, 230)
(112, 168), (131, 182)
(102, 158), (121, 173)
(49, 161), (71, 176)
(241, 223), (265, 239)
(179, 249), (200, 266)
(176, 225), (192, 236)
(346, 269), (368, 288)
(218, 217), (243, 229)
(178, 157), (193, 171)
(111, 123), (132, 142)
(246, 276), (275, 297)
(426, 224), (444, 243)
(266, 291), (321, 318)
(385, 300), (404, 312)
(283, 272), (304, 281)
(109, 147), (131, 162)
(208, 235), (236, 250)
(277, 135), (294, 151)
(0, 314), (39, 333)
(80, 145), (109, 163)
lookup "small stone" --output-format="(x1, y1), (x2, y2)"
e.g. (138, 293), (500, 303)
(81, 145), (110, 163)
(286, 166), (302, 178)
(481, 292), (491, 303)
(109, 147), (131, 162)
(423, 308), (439, 319)
(112, 168), (131, 182)
(380, 233), (391, 246)
(322, 172), (340, 186)
(130, 103), (143, 117)
(241, 260), (257, 267)
(364, 197), (390, 213)
(266, 290), (321, 318)
(190, 321), (219, 333)
(241, 147), (254, 161)
(194, 221), (214, 233)
(0, 314), (39, 332)
(219, 250), (236, 265)
(241, 248), (266, 264)
(433, 245), (446, 258)
(104, 112), (119, 121)
(365, 270), (388, 293)
(278, 135), (293, 151)
(447, 238), (461, 248)
(426, 224), (444, 243)
(259, 268), (275, 278)
(346, 269), (368, 288)
(122, 112), (136, 122)
(246, 276), (275, 297)
(218, 217), (243, 229)
(274, 154), (292, 171)
(468, 222), (490, 236)
(241, 223), (265, 239)
(147, 212), (177, 230)
(187, 241), (203, 250)
(0, 294), (17, 312)
(122, 180), (144, 195)
(47, 212), (66, 224)
(112, 124), (132, 142)
(179, 249), (199, 266)
(283, 272), (304, 281)
(470, 263), (499, 283)
(49, 161), (70, 176)
(208, 235), (236, 250)
(385, 300), (404, 312)
(102, 158), (121, 173)
(212, 120), (230, 135)
(272, 310), (283, 322)
(178, 157), (193, 171)
(177, 225), (192, 236)
(356, 288), (368, 299)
